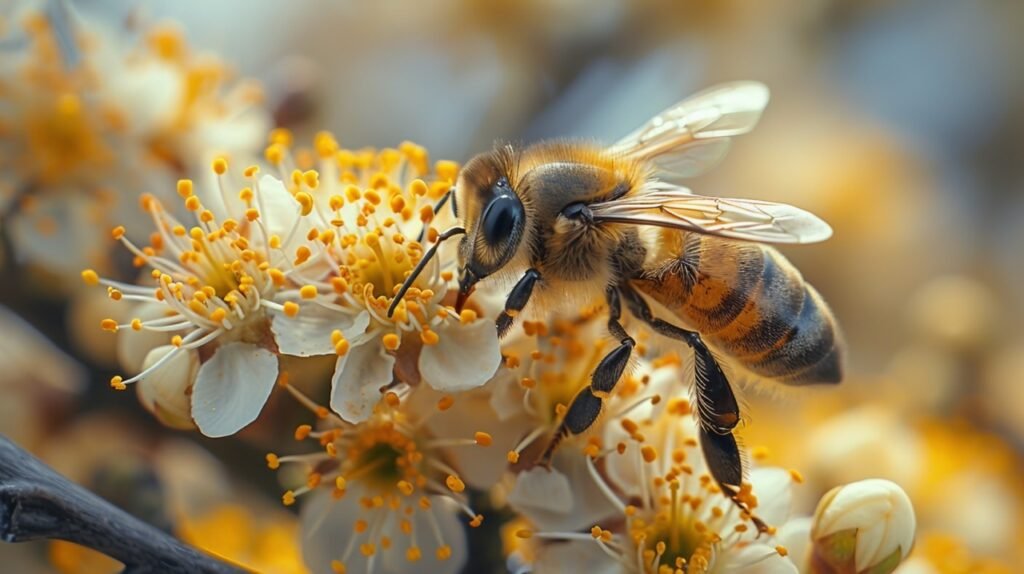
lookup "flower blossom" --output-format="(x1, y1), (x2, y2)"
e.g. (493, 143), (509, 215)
(0, 7), (267, 278)
(509, 347), (801, 574)
(267, 380), (500, 574)
(259, 133), (502, 423)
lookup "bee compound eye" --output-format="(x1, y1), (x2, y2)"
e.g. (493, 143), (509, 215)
(481, 194), (523, 245)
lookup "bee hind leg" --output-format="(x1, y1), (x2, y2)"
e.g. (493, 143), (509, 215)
(619, 285), (770, 534)
(538, 288), (635, 465)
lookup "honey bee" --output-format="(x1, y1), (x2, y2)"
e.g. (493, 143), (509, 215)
(389, 82), (842, 518)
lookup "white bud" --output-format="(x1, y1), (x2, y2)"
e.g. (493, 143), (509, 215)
(811, 479), (916, 574)
(136, 345), (198, 430)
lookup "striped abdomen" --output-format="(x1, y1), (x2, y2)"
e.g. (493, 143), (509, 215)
(633, 234), (842, 385)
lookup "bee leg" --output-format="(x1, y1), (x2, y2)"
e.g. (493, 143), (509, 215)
(496, 268), (541, 338)
(539, 288), (634, 465)
(619, 285), (768, 532)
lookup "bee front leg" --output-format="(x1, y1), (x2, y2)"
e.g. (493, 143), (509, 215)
(540, 287), (634, 464)
(496, 268), (541, 338)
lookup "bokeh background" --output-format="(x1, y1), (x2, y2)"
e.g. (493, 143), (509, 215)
(2, 0), (1023, 572)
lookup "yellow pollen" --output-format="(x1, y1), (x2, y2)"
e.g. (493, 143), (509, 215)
(789, 469), (804, 484)
(100, 319), (118, 333)
(110, 376), (126, 391)
(299, 285), (318, 299)
(265, 143), (285, 165)
(331, 561), (346, 574)
(435, 161), (459, 182)
(382, 333), (400, 351)
(437, 396), (454, 411)
(177, 179), (194, 198)
(470, 515), (484, 528)
(111, 226), (126, 240)
(515, 529), (533, 539)
(184, 196), (202, 211)
(436, 546), (452, 561)
(212, 157), (228, 175)
(458, 309), (478, 324)
(445, 475), (465, 493)
(266, 453), (280, 469)
(397, 480), (414, 496)
(641, 445), (658, 463)
(81, 269), (99, 285)
(507, 451), (520, 464)
(776, 545), (789, 557)
(283, 302), (300, 317)
(108, 288), (123, 301)
(474, 432), (493, 447)
(282, 491), (296, 506)
(590, 526), (603, 539)
(294, 424), (312, 440)
(334, 338), (350, 356)
(406, 547), (421, 562)
(354, 520), (368, 533)
(384, 391), (401, 407)
(244, 165), (260, 178)
(359, 543), (375, 557)
(171, 335), (183, 347)
(420, 328), (440, 346)
(295, 192), (314, 216)
(294, 245), (312, 265)
(130, 319), (143, 331)
(302, 170), (319, 189)
(409, 179), (429, 197)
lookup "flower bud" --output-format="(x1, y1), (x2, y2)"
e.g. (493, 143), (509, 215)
(810, 479), (916, 574)
(136, 345), (199, 430)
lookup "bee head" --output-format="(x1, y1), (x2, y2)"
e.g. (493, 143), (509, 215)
(454, 146), (527, 310)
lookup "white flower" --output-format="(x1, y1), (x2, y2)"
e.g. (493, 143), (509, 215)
(258, 136), (502, 423)
(0, 9), (267, 280)
(810, 479), (916, 574)
(85, 164), (312, 437)
(512, 354), (801, 574)
(267, 382), (502, 574)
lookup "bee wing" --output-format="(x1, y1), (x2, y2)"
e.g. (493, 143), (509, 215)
(609, 82), (770, 178)
(590, 183), (832, 244)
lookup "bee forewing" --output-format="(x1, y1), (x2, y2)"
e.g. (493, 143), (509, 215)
(590, 185), (832, 245)
(610, 82), (770, 178)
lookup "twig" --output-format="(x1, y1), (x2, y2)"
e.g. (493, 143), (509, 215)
(0, 434), (244, 574)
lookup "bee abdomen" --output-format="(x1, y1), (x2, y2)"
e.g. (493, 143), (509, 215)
(643, 237), (842, 385)
(699, 246), (841, 385)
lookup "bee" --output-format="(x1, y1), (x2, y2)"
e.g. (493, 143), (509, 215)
(389, 82), (842, 519)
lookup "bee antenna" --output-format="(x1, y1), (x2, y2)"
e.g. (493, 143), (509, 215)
(386, 226), (466, 318)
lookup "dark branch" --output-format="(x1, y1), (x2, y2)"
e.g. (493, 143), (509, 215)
(0, 434), (244, 574)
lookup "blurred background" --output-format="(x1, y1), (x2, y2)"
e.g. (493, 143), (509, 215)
(2, 0), (1023, 572)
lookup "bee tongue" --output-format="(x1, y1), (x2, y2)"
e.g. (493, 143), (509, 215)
(455, 271), (478, 313)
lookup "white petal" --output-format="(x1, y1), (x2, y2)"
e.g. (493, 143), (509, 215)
(419, 319), (501, 392)
(330, 340), (395, 423)
(136, 345), (198, 430)
(272, 308), (369, 357)
(415, 386), (532, 489)
(508, 467), (574, 515)
(776, 517), (812, 573)
(8, 193), (104, 277)
(301, 487), (467, 574)
(506, 449), (620, 532)
(259, 174), (312, 240)
(749, 467), (794, 527)
(533, 540), (621, 574)
(724, 544), (799, 574)
(191, 343), (278, 437)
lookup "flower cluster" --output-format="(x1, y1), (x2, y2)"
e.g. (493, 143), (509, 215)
(0, 6), (267, 279)
(87, 135), (921, 574)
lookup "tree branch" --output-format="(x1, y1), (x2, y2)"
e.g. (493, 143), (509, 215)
(0, 434), (244, 574)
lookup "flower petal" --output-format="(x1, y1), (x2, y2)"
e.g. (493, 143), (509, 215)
(301, 487), (467, 574)
(725, 544), (800, 574)
(533, 540), (621, 574)
(136, 345), (198, 430)
(749, 467), (794, 527)
(191, 342), (278, 437)
(272, 308), (368, 357)
(776, 517), (812, 572)
(507, 450), (620, 532)
(330, 339), (395, 423)
(508, 467), (574, 515)
(419, 319), (501, 392)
